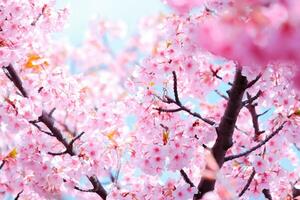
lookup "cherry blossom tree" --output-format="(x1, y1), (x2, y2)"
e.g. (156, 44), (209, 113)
(0, 0), (300, 200)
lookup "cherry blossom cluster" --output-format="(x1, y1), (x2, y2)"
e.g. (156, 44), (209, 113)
(0, 0), (68, 69)
(125, 6), (300, 199)
(0, 0), (300, 200)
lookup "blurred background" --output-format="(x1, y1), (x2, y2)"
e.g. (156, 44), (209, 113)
(57, 0), (167, 45)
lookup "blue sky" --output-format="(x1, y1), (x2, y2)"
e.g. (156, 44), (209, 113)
(57, 0), (167, 44)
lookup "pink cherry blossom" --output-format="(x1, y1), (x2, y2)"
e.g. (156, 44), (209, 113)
(0, 0), (300, 200)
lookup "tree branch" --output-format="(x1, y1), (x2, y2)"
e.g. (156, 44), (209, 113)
(0, 160), (5, 170)
(155, 71), (216, 127)
(180, 169), (195, 187)
(242, 90), (262, 106)
(239, 169), (256, 197)
(29, 120), (54, 136)
(247, 74), (262, 88)
(214, 89), (229, 100)
(3, 64), (107, 199)
(194, 67), (248, 199)
(48, 150), (68, 156)
(69, 131), (85, 147)
(75, 175), (107, 200)
(245, 92), (265, 140)
(155, 107), (183, 113)
(262, 189), (272, 200)
(293, 187), (300, 198)
(14, 190), (23, 200)
(257, 109), (271, 118)
(38, 111), (76, 156)
(158, 96), (216, 126)
(172, 71), (181, 105)
(210, 66), (232, 86)
(224, 121), (286, 162)
(2, 65), (28, 97)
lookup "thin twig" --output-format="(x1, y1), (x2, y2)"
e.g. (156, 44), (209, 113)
(239, 169), (256, 197)
(155, 107), (183, 113)
(48, 150), (68, 156)
(180, 169), (195, 187)
(38, 111), (76, 156)
(224, 121), (287, 162)
(164, 96), (216, 126)
(0, 160), (5, 170)
(262, 189), (272, 200)
(49, 107), (56, 117)
(29, 120), (53, 136)
(75, 175), (107, 200)
(257, 109), (271, 118)
(14, 190), (23, 200)
(245, 92), (265, 140)
(210, 66), (232, 86)
(74, 186), (94, 193)
(214, 89), (229, 100)
(155, 71), (216, 127)
(172, 71), (181, 105)
(3, 65), (28, 97)
(69, 132), (85, 147)
(242, 90), (262, 106)
(247, 74), (262, 88)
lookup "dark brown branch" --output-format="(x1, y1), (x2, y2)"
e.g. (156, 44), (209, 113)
(214, 89), (229, 100)
(293, 187), (300, 198)
(3, 65), (28, 97)
(172, 71), (181, 105)
(239, 169), (256, 197)
(155, 71), (216, 127)
(89, 175), (107, 199)
(245, 92), (265, 140)
(224, 121), (286, 162)
(215, 90), (253, 135)
(163, 96), (216, 126)
(0, 160), (5, 170)
(75, 175), (107, 200)
(69, 132), (85, 147)
(4, 64), (107, 199)
(29, 120), (53, 136)
(155, 107), (183, 113)
(180, 169), (195, 187)
(49, 107), (56, 117)
(247, 74), (262, 88)
(257, 109), (271, 118)
(4, 64), (80, 156)
(14, 190), (23, 200)
(262, 189), (272, 200)
(194, 67), (248, 199)
(210, 66), (232, 86)
(242, 90), (262, 106)
(292, 179), (300, 199)
(48, 150), (68, 156)
(74, 186), (94, 193)
(38, 111), (76, 156)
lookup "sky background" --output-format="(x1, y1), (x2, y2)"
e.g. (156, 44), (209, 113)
(57, 0), (167, 44)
